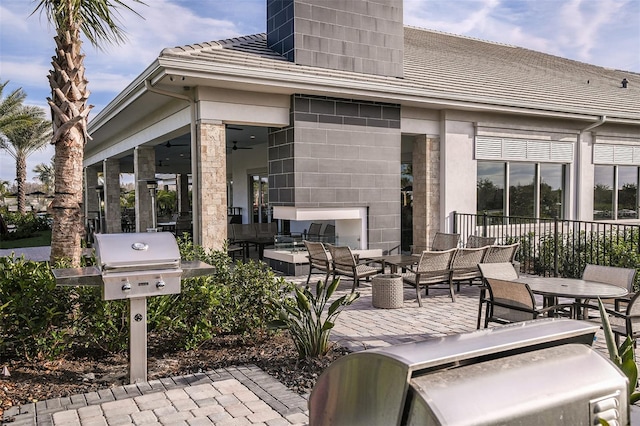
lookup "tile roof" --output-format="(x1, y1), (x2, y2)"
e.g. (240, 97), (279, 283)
(160, 27), (640, 121)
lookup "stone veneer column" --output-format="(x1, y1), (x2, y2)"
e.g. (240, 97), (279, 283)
(134, 146), (155, 232)
(196, 121), (226, 250)
(412, 135), (440, 252)
(103, 158), (122, 233)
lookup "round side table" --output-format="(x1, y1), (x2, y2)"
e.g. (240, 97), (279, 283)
(372, 274), (404, 309)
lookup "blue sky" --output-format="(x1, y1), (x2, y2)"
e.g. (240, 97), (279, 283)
(1, 0), (639, 184)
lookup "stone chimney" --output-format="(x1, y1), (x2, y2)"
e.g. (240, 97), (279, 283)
(267, 0), (403, 78)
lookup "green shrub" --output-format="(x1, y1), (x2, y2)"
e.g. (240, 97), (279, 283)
(0, 236), (293, 358)
(0, 256), (74, 360)
(1, 211), (51, 240)
(147, 237), (291, 350)
(72, 286), (129, 353)
(268, 278), (359, 359)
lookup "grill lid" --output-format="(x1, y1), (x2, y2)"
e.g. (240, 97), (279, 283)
(94, 232), (181, 272)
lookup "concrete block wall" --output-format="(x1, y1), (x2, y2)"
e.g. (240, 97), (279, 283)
(269, 94), (401, 251)
(267, 0), (404, 77)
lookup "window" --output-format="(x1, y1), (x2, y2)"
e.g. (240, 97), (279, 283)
(539, 164), (564, 219)
(509, 163), (535, 217)
(618, 167), (638, 219)
(477, 162), (505, 216)
(477, 161), (566, 218)
(594, 166), (613, 219)
(594, 165), (639, 220)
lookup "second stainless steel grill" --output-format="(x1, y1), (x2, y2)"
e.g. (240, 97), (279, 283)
(309, 319), (629, 426)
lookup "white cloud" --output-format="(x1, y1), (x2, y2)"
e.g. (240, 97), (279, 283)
(559, 0), (625, 62)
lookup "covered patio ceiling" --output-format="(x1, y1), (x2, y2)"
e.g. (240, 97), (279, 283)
(114, 124), (269, 175)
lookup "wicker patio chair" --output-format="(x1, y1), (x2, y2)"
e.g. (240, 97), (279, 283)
(483, 278), (574, 328)
(401, 248), (456, 307)
(430, 232), (460, 251)
(332, 245), (383, 292)
(465, 235), (496, 248)
(303, 240), (332, 286)
(476, 262), (520, 329)
(483, 242), (520, 266)
(450, 246), (489, 291)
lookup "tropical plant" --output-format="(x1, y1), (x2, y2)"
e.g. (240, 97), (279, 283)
(598, 298), (640, 406)
(0, 180), (10, 198)
(33, 0), (145, 265)
(268, 278), (360, 359)
(1, 106), (52, 214)
(33, 158), (55, 194)
(0, 80), (32, 135)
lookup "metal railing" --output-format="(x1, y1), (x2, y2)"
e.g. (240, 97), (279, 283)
(453, 212), (640, 282)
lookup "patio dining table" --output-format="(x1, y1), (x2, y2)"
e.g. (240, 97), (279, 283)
(515, 276), (628, 319)
(368, 254), (420, 274)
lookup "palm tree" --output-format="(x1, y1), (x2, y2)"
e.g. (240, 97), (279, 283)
(33, 158), (55, 194)
(0, 106), (52, 214)
(0, 81), (31, 134)
(34, 0), (145, 265)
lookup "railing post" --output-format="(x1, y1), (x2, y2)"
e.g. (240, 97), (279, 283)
(452, 211), (457, 234)
(553, 216), (559, 277)
(482, 211), (488, 237)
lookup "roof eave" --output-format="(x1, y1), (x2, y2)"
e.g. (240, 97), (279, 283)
(157, 56), (639, 125)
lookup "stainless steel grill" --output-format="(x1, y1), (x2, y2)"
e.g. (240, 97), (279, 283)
(52, 232), (215, 383)
(94, 232), (182, 300)
(309, 319), (629, 426)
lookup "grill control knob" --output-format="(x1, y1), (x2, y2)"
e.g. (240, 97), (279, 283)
(156, 280), (165, 289)
(122, 282), (131, 292)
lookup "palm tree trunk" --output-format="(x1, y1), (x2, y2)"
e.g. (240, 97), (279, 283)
(16, 153), (26, 214)
(48, 24), (90, 266)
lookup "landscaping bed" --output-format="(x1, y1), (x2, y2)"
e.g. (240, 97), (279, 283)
(0, 331), (349, 418)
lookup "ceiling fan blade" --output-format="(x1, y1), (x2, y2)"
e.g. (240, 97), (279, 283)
(165, 141), (189, 148)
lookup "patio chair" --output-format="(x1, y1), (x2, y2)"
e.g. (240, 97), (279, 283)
(303, 240), (332, 286)
(477, 262), (520, 329)
(430, 232), (460, 251)
(599, 292), (640, 346)
(450, 246), (489, 292)
(320, 224), (335, 243)
(401, 248), (456, 307)
(483, 242), (520, 269)
(332, 245), (384, 292)
(483, 278), (574, 328)
(465, 235), (496, 248)
(306, 223), (322, 241)
(580, 264), (637, 318)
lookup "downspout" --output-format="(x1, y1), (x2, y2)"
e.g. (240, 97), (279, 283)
(576, 115), (607, 220)
(144, 79), (200, 245)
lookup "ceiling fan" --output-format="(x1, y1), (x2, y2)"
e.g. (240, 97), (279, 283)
(165, 140), (189, 148)
(228, 140), (252, 151)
